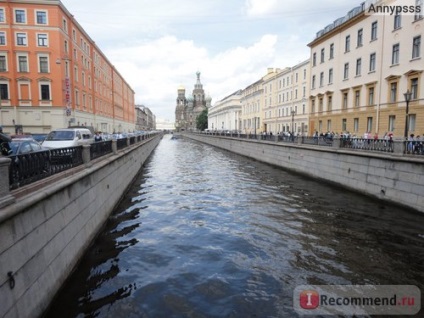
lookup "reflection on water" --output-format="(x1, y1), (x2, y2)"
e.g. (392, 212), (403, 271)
(44, 135), (424, 317)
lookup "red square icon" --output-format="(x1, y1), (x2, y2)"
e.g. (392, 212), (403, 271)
(300, 290), (319, 309)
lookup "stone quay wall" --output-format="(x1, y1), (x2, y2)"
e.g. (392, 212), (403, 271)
(0, 134), (161, 318)
(185, 133), (424, 213)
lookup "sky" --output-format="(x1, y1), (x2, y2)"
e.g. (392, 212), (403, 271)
(61, 0), (358, 122)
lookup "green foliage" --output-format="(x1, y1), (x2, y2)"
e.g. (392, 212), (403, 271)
(196, 108), (208, 131)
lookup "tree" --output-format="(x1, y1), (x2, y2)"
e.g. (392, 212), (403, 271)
(196, 109), (208, 131)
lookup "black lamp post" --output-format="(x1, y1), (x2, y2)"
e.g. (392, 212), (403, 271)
(291, 110), (295, 135)
(254, 117), (257, 137)
(403, 89), (412, 140)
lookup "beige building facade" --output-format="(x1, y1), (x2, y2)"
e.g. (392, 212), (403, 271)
(240, 78), (263, 134)
(262, 61), (310, 135)
(208, 90), (242, 131)
(308, 1), (424, 138)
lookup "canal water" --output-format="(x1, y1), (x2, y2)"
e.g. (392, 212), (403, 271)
(44, 134), (424, 317)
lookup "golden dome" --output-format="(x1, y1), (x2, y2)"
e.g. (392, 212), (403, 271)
(178, 85), (185, 91)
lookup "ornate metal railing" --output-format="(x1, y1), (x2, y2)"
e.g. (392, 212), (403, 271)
(50, 146), (84, 174)
(197, 132), (424, 157)
(90, 140), (113, 160)
(5, 132), (160, 191)
(117, 138), (127, 150)
(341, 138), (394, 153)
(9, 150), (51, 189)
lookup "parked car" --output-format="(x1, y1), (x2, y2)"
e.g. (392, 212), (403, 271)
(1, 138), (49, 156)
(42, 128), (94, 149)
(31, 133), (48, 144)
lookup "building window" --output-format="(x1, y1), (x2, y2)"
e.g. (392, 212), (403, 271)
(357, 28), (363, 47)
(16, 33), (27, 46)
(412, 36), (421, 59)
(390, 82), (398, 102)
(0, 83), (9, 99)
(389, 115), (396, 132)
(354, 118), (359, 132)
(344, 63), (349, 79)
(312, 53), (316, 66)
(319, 72), (324, 87)
(409, 114), (416, 132)
(328, 95), (332, 111)
(15, 9), (26, 23)
(18, 56), (28, 72)
(311, 99), (315, 113)
(40, 84), (50, 100)
(319, 98), (323, 112)
(368, 86), (375, 105)
(356, 58), (362, 76)
(410, 78), (419, 99)
(36, 11), (47, 24)
(37, 33), (48, 46)
(415, 0), (423, 20)
(345, 35), (350, 52)
(343, 92), (348, 109)
(330, 43), (334, 59)
(342, 118), (347, 131)
(62, 18), (68, 33)
(320, 48), (325, 63)
(394, 12), (401, 29)
(392, 44), (400, 65)
(39, 56), (49, 73)
(367, 117), (373, 132)
(312, 75), (316, 89)
(0, 55), (6, 72)
(355, 89), (360, 107)
(371, 21), (378, 41)
(0, 8), (5, 22)
(0, 32), (5, 45)
(369, 53), (376, 72)
(329, 68), (333, 84)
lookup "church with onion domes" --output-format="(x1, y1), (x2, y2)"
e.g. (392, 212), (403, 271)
(175, 72), (212, 131)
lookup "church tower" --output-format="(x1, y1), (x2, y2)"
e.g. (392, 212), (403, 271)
(174, 72), (210, 132)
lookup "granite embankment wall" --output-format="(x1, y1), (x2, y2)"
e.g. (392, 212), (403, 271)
(0, 135), (161, 318)
(185, 133), (424, 213)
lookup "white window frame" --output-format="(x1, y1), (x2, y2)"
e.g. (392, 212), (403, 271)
(39, 81), (51, 101)
(17, 53), (29, 72)
(0, 31), (6, 45)
(412, 36), (421, 59)
(14, 8), (27, 24)
(38, 54), (49, 73)
(16, 32), (27, 46)
(0, 8), (5, 23)
(0, 53), (7, 72)
(37, 33), (49, 47)
(35, 10), (48, 25)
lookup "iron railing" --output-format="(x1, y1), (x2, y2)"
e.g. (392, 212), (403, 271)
(9, 150), (51, 189)
(90, 140), (113, 160)
(7, 133), (159, 190)
(197, 132), (424, 157)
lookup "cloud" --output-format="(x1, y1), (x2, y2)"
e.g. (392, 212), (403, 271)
(105, 34), (279, 120)
(61, 0), (361, 122)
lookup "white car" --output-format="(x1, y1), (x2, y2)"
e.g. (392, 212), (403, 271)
(42, 128), (94, 149)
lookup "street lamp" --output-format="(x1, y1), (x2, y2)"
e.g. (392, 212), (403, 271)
(403, 89), (412, 140)
(291, 110), (295, 136)
(254, 117), (257, 137)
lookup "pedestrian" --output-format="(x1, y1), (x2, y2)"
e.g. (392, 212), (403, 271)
(94, 131), (103, 142)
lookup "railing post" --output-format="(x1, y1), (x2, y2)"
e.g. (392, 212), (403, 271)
(126, 137), (130, 147)
(112, 140), (118, 154)
(393, 140), (404, 155)
(0, 157), (16, 208)
(333, 138), (341, 149)
(82, 144), (91, 166)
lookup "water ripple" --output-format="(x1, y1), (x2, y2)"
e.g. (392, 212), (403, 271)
(45, 135), (424, 318)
